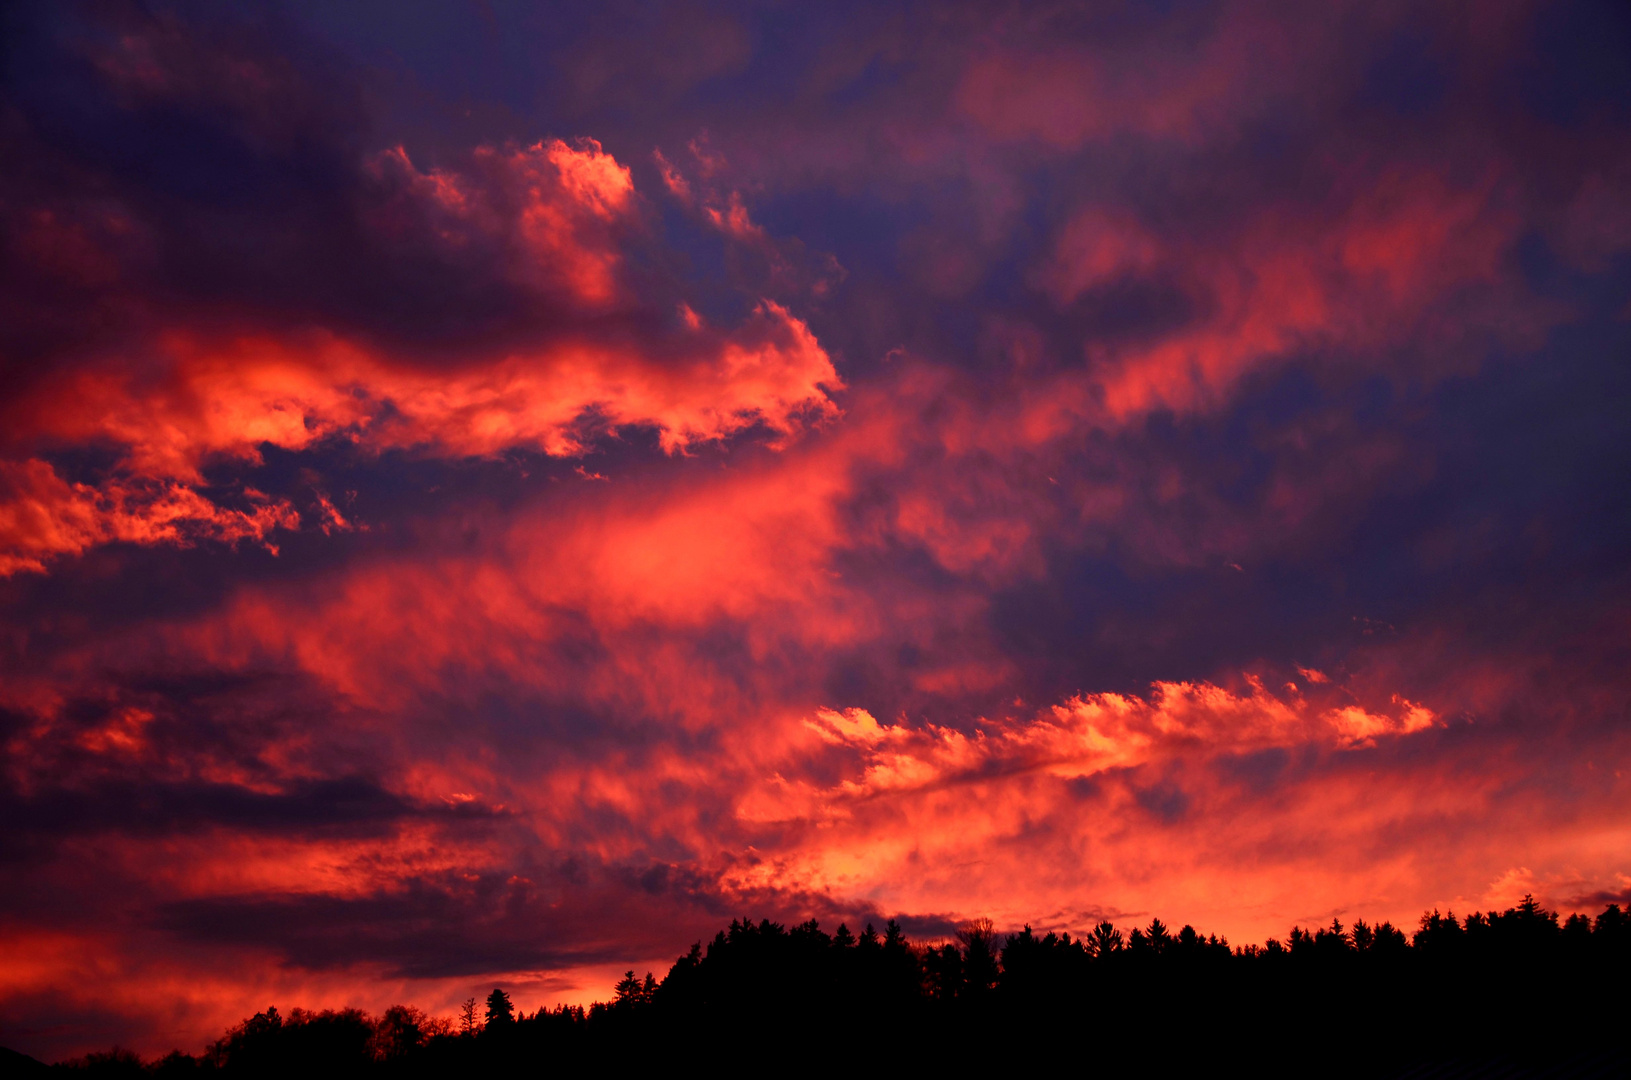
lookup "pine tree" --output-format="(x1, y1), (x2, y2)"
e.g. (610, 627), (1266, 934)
(484, 988), (514, 1028)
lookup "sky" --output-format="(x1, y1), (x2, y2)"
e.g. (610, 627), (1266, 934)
(2, 0), (1630, 1060)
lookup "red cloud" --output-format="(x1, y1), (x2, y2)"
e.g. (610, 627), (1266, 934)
(742, 679), (1444, 842)
(0, 132), (842, 574)
(24, 302), (836, 469)
(1017, 168), (1526, 436)
(370, 139), (634, 305)
(4, 2), (1628, 1063)
(0, 458), (296, 574)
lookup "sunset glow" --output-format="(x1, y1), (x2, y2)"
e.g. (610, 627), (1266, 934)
(2, 1), (1629, 1062)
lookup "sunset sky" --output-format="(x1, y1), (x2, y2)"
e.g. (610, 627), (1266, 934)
(3, 0), (1630, 1060)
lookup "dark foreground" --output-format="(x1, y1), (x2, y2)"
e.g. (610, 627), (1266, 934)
(14, 897), (1631, 1077)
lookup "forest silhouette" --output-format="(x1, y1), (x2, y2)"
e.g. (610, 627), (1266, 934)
(17, 897), (1630, 1077)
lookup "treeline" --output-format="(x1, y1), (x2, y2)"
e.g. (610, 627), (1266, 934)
(36, 897), (1631, 1077)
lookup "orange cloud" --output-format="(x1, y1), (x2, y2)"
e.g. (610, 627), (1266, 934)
(36, 302), (835, 468)
(1, 295), (839, 573)
(720, 678), (1627, 947)
(755, 678), (1440, 822)
(0, 458), (296, 574)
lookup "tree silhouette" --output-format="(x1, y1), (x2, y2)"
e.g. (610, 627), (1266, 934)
(372, 1004), (447, 1061)
(1144, 916), (1172, 955)
(43, 899), (1631, 1076)
(483, 988), (514, 1028)
(613, 971), (656, 1009)
(923, 941), (963, 1001)
(1089, 919), (1124, 957)
(958, 917), (1000, 997)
